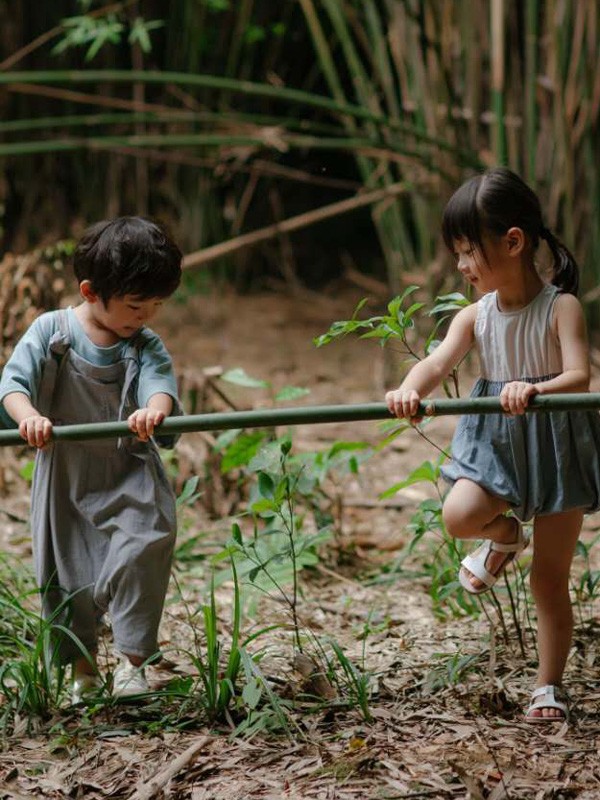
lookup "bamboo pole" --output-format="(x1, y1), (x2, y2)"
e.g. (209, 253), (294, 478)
(181, 183), (410, 269)
(1, 394), (599, 447)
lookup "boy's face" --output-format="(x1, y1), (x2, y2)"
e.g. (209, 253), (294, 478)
(82, 285), (164, 338)
(100, 295), (164, 337)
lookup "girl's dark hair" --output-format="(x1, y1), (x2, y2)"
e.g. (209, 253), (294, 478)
(73, 216), (182, 303)
(441, 167), (579, 295)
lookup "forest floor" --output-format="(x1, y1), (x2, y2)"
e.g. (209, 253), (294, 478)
(1, 285), (600, 799)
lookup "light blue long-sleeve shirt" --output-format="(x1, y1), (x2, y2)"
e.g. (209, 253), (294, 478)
(0, 307), (179, 426)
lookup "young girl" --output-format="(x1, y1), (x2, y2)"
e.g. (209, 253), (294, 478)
(385, 167), (600, 722)
(0, 216), (183, 702)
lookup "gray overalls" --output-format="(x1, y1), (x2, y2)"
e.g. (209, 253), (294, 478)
(32, 310), (177, 661)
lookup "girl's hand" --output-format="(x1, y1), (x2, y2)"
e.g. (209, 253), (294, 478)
(18, 415), (53, 448)
(385, 388), (423, 424)
(127, 407), (165, 441)
(500, 381), (538, 415)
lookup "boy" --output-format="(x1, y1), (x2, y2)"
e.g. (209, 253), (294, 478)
(0, 217), (182, 701)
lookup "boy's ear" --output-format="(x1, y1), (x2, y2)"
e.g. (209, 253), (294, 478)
(505, 226), (525, 255)
(79, 280), (98, 303)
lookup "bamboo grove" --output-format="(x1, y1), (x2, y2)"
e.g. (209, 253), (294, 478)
(1, 1), (599, 322)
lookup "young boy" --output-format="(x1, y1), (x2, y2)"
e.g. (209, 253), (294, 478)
(0, 216), (183, 701)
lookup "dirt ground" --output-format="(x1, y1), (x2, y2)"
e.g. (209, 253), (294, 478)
(1, 286), (600, 800)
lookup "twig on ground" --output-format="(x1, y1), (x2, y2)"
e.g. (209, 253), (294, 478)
(129, 736), (211, 800)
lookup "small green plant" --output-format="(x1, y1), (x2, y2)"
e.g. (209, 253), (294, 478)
(326, 639), (374, 723)
(227, 438), (332, 651)
(0, 559), (98, 730)
(169, 561), (243, 723)
(315, 287), (469, 398)
(422, 651), (485, 693)
(573, 533), (600, 620)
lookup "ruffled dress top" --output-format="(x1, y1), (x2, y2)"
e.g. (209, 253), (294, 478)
(441, 284), (600, 521)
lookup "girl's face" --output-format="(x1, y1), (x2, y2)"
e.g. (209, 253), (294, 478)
(452, 235), (508, 293)
(452, 237), (492, 292)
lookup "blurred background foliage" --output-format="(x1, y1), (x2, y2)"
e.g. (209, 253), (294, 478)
(0, 0), (599, 322)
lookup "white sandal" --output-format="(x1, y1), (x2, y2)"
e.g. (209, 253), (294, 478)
(524, 685), (569, 723)
(458, 519), (528, 595)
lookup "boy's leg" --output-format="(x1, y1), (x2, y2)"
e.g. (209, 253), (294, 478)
(442, 479), (516, 591)
(95, 519), (176, 660)
(96, 520), (175, 696)
(527, 509), (582, 719)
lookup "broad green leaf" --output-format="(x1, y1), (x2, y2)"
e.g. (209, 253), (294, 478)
(274, 386), (310, 402)
(221, 431), (266, 472)
(221, 368), (269, 389)
(258, 472), (275, 499)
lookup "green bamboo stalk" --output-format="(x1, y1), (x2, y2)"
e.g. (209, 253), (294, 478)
(363, 0), (401, 121)
(0, 132), (447, 160)
(317, 1), (415, 287)
(0, 394), (599, 447)
(490, 0), (507, 164)
(0, 110), (347, 137)
(524, 0), (539, 182)
(2, 69), (479, 163)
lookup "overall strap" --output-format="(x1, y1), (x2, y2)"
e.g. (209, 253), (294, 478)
(117, 328), (148, 422)
(36, 310), (72, 417)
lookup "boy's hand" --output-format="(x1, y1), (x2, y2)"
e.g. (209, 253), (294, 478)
(19, 415), (53, 448)
(500, 381), (538, 415)
(127, 407), (165, 441)
(385, 388), (423, 424)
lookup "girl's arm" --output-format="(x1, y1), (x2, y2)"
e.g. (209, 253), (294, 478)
(386, 303), (477, 419)
(541, 293), (590, 393)
(501, 294), (590, 414)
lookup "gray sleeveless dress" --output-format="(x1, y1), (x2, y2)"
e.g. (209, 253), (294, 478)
(441, 284), (600, 521)
(32, 310), (178, 661)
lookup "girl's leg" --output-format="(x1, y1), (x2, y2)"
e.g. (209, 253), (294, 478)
(442, 479), (516, 591)
(527, 509), (583, 719)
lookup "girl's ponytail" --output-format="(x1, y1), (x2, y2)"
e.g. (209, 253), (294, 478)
(540, 227), (579, 297)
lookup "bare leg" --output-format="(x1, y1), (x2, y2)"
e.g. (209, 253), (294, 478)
(442, 479), (517, 591)
(122, 652), (145, 667)
(73, 651), (98, 678)
(527, 509), (582, 720)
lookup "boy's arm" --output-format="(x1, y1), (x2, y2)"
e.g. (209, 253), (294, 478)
(127, 392), (173, 441)
(1, 315), (55, 447)
(3, 391), (53, 447)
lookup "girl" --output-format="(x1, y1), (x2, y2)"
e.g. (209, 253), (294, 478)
(0, 217), (183, 702)
(385, 167), (600, 722)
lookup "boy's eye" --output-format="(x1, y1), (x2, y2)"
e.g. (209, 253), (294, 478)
(128, 305), (141, 311)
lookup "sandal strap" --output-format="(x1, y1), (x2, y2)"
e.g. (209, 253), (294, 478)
(489, 538), (524, 553)
(461, 548), (497, 587)
(527, 685), (568, 716)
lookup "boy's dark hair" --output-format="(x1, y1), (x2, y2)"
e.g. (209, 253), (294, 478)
(441, 166), (579, 296)
(73, 217), (182, 303)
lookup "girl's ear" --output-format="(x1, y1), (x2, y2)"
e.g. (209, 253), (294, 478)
(79, 280), (99, 303)
(505, 226), (525, 256)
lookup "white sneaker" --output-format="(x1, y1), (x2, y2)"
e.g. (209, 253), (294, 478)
(112, 656), (149, 697)
(71, 673), (102, 704)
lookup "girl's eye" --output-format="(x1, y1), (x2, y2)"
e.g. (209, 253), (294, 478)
(128, 305), (141, 311)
